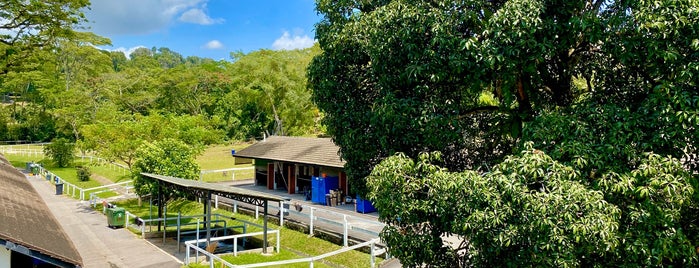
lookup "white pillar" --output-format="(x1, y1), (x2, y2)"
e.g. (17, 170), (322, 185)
(309, 207), (314, 235)
(343, 215), (349, 247)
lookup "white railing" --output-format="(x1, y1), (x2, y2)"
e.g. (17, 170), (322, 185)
(213, 197), (385, 248)
(184, 237), (383, 268)
(200, 167), (254, 181)
(184, 229), (281, 263)
(81, 180), (133, 200)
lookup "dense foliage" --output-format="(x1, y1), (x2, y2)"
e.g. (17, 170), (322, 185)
(76, 165), (90, 182)
(310, 0), (699, 266)
(131, 139), (201, 197)
(43, 137), (75, 167)
(1, 0), (323, 167)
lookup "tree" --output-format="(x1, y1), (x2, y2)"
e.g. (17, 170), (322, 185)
(44, 137), (75, 167)
(310, 0), (699, 266)
(368, 146), (696, 267)
(0, 0), (90, 76)
(223, 47), (321, 139)
(130, 139), (201, 197)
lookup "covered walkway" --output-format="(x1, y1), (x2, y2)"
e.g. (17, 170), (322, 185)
(142, 173), (286, 254)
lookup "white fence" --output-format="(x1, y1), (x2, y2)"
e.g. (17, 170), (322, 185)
(185, 237), (383, 268)
(215, 197), (385, 248)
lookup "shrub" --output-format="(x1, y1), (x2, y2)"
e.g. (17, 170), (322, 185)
(76, 166), (91, 182)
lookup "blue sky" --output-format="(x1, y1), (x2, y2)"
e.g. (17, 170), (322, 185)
(83, 0), (321, 60)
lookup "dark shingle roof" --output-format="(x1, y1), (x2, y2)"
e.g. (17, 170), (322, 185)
(234, 136), (345, 168)
(0, 154), (82, 267)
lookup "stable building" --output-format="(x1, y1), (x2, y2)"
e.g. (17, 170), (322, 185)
(0, 154), (83, 268)
(233, 136), (349, 200)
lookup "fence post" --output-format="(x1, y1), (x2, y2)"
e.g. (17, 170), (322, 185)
(215, 195), (219, 209)
(343, 215), (349, 247)
(279, 201), (284, 227)
(276, 230), (280, 253)
(234, 238), (238, 256)
(370, 241), (376, 268)
(255, 206), (259, 219)
(308, 207), (313, 236)
(233, 200), (238, 214)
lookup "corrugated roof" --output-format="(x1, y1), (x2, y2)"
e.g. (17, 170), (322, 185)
(0, 154), (82, 267)
(142, 173), (286, 204)
(234, 136), (346, 168)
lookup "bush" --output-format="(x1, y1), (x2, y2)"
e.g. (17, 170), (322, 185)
(44, 138), (75, 167)
(76, 166), (91, 182)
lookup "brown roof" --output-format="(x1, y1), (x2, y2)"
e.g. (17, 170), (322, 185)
(0, 154), (82, 267)
(234, 136), (346, 168)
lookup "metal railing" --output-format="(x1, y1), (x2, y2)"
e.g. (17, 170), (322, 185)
(185, 237), (383, 268)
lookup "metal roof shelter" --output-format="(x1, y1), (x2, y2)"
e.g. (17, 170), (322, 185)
(0, 155), (82, 268)
(141, 173), (286, 254)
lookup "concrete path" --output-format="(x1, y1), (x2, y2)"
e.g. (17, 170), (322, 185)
(26, 174), (183, 268)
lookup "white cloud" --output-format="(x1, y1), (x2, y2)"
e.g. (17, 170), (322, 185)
(203, 40), (224, 49)
(178, 8), (224, 25)
(272, 31), (315, 50)
(83, 0), (222, 35)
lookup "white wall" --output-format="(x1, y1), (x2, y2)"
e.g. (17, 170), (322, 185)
(0, 246), (11, 268)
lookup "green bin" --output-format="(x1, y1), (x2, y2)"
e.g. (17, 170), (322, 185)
(106, 207), (126, 228)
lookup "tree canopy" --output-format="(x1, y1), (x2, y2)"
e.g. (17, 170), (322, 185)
(309, 0), (698, 266)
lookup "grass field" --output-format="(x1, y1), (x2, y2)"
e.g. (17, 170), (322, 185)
(197, 143), (256, 182)
(196, 142), (253, 170)
(112, 198), (380, 268)
(4, 154), (120, 199)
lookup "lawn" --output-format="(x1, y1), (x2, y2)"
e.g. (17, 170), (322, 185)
(197, 143), (256, 182)
(4, 153), (120, 199)
(112, 198), (381, 268)
(196, 143), (253, 170)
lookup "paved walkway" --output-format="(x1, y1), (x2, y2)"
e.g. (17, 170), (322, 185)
(26, 174), (183, 268)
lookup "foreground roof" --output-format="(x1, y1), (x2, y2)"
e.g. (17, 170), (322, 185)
(234, 136), (345, 168)
(0, 154), (82, 267)
(142, 173), (286, 206)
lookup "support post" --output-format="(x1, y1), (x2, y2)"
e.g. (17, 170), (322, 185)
(206, 191), (212, 261)
(233, 200), (238, 214)
(263, 200), (268, 254)
(343, 215), (349, 247)
(279, 201), (284, 227)
(157, 182), (163, 232)
(177, 212), (181, 253)
(309, 207), (314, 235)
(370, 241), (376, 268)
(162, 205), (167, 244)
(255, 206), (259, 219)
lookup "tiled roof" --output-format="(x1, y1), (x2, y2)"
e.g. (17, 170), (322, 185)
(234, 136), (346, 168)
(0, 154), (82, 267)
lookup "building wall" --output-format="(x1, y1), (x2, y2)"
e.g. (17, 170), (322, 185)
(0, 246), (10, 267)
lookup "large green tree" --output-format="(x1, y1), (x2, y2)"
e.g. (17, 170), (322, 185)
(130, 139), (201, 197)
(221, 47), (322, 139)
(310, 0), (699, 266)
(0, 0), (89, 76)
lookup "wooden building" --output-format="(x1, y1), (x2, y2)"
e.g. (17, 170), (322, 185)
(233, 136), (349, 199)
